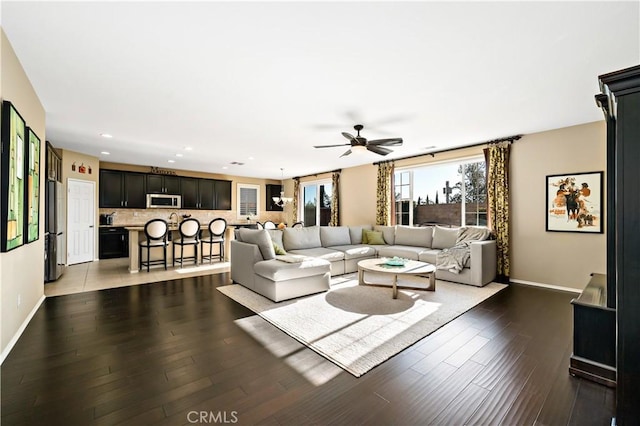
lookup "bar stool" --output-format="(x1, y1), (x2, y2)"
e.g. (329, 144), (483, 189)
(173, 218), (200, 268)
(201, 218), (227, 263)
(263, 220), (277, 229)
(292, 221), (304, 228)
(139, 219), (169, 272)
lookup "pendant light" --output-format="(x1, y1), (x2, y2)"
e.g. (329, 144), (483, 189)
(272, 168), (293, 207)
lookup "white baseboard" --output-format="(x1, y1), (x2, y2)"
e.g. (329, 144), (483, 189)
(1, 294), (46, 365)
(509, 278), (582, 294)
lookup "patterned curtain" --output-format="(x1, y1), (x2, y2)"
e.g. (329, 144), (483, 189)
(484, 143), (511, 283)
(292, 177), (300, 223)
(376, 162), (394, 225)
(329, 172), (340, 226)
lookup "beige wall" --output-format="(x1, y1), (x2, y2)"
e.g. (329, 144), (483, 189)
(337, 122), (606, 290)
(510, 121), (606, 289)
(1, 30), (47, 357)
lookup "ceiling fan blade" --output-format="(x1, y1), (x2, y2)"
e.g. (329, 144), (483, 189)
(340, 149), (352, 157)
(342, 132), (356, 141)
(367, 145), (392, 156)
(313, 143), (351, 148)
(368, 138), (403, 147)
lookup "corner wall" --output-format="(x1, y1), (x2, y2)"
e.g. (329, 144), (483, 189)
(1, 29), (46, 358)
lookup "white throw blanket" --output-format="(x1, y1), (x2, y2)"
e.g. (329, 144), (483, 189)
(436, 227), (491, 274)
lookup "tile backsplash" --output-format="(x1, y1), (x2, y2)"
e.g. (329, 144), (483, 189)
(100, 208), (285, 227)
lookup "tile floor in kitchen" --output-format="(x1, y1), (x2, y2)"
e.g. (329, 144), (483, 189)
(44, 257), (230, 297)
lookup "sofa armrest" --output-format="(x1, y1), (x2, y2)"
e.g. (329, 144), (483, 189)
(470, 240), (497, 286)
(230, 240), (264, 289)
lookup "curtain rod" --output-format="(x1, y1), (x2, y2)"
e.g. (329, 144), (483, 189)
(293, 168), (342, 180)
(373, 134), (522, 165)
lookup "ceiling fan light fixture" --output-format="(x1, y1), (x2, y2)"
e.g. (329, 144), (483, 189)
(352, 145), (367, 154)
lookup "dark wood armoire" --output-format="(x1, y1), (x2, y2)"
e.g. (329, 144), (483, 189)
(596, 64), (640, 425)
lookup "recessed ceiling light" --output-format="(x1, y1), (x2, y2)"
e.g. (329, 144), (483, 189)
(222, 166), (228, 170)
(100, 133), (113, 138)
(168, 160), (176, 163)
(248, 156), (254, 160)
(184, 146), (193, 151)
(175, 153), (183, 157)
(100, 151), (110, 155)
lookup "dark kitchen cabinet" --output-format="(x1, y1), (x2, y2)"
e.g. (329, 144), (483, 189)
(146, 174), (180, 194)
(199, 179), (215, 210)
(180, 177), (199, 209)
(266, 184), (283, 211)
(215, 180), (232, 210)
(180, 177), (231, 210)
(99, 170), (146, 208)
(99, 227), (129, 259)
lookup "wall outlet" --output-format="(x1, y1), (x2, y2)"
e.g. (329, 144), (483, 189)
(133, 212), (138, 217)
(17, 294), (21, 308)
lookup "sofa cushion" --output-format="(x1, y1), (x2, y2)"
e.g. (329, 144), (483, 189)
(254, 258), (331, 281)
(349, 225), (373, 244)
(237, 229), (276, 260)
(365, 230), (386, 245)
(287, 247), (345, 262)
(320, 226), (351, 247)
(328, 244), (377, 260)
(374, 225), (395, 245)
(395, 225), (433, 247)
(266, 229), (284, 248)
(432, 226), (459, 249)
(418, 249), (440, 265)
(377, 245), (427, 260)
(283, 226), (321, 250)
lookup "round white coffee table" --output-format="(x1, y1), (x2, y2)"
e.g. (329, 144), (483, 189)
(357, 258), (436, 299)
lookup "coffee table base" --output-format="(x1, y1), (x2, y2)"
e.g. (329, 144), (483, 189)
(358, 268), (436, 299)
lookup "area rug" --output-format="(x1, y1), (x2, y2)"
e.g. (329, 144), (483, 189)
(218, 275), (506, 377)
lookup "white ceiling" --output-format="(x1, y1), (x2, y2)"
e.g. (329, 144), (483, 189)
(2, 1), (638, 180)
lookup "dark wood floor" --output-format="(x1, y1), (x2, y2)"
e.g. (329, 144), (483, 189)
(2, 274), (614, 425)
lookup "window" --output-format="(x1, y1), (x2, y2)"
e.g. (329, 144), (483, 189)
(394, 157), (486, 227)
(237, 184), (260, 218)
(300, 180), (332, 226)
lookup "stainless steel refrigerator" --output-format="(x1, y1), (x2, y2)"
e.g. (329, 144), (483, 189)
(45, 180), (65, 282)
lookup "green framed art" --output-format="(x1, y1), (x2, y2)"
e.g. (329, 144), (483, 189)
(26, 127), (41, 243)
(1, 101), (27, 251)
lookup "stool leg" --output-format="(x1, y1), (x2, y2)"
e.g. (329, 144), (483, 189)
(195, 244), (198, 265)
(180, 244), (184, 268)
(163, 244), (167, 270)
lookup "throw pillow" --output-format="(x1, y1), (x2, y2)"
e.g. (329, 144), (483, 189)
(273, 242), (287, 255)
(365, 230), (386, 245)
(432, 226), (459, 249)
(237, 229), (276, 260)
(361, 229), (369, 244)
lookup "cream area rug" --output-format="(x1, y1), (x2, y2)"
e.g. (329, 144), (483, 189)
(218, 275), (506, 377)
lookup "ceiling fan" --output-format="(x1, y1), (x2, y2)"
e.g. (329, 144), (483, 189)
(313, 124), (403, 157)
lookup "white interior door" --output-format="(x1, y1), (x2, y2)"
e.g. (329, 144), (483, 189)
(67, 178), (95, 265)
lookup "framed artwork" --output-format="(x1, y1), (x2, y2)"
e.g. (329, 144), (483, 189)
(1, 101), (27, 251)
(26, 128), (41, 243)
(546, 171), (603, 233)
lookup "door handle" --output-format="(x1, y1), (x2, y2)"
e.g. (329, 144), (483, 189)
(89, 225), (94, 228)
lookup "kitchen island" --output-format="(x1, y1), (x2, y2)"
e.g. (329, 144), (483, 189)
(124, 222), (254, 272)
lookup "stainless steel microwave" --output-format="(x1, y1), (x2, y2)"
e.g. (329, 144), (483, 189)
(146, 194), (181, 209)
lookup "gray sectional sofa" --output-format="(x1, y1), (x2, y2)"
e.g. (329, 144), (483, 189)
(230, 224), (497, 302)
